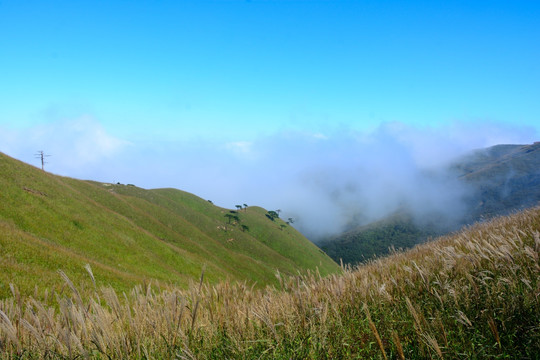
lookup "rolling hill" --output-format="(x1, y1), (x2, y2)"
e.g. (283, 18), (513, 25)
(320, 142), (540, 264)
(0, 152), (339, 298)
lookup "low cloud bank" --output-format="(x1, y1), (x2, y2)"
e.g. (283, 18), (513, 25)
(1, 117), (537, 240)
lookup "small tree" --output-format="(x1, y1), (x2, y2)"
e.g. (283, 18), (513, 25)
(280, 224), (287, 231)
(288, 217), (295, 224)
(266, 211), (279, 221)
(243, 204), (248, 211)
(240, 224), (250, 232)
(224, 213), (235, 224)
(235, 205), (242, 211)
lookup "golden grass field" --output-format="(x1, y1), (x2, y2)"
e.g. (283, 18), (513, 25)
(1, 207), (539, 359)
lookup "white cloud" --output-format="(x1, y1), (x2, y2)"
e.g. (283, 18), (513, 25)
(225, 141), (254, 156)
(147, 121), (536, 239)
(1, 118), (537, 239)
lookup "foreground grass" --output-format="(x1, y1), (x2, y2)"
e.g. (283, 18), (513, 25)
(1, 208), (539, 359)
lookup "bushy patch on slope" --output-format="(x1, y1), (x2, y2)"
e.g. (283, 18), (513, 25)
(319, 211), (436, 265)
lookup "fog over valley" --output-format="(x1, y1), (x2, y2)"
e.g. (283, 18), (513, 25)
(2, 118), (537, 240)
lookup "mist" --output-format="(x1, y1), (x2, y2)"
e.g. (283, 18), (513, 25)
(1, 118), (537, 240)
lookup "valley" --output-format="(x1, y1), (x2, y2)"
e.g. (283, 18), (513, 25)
(320, 142), (540, 265)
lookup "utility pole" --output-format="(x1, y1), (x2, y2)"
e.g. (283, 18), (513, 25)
(35, 150), (51, 171)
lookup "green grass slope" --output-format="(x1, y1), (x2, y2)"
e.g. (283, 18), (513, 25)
(0, 153), (338, 298)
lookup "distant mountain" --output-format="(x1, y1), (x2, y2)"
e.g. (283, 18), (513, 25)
(0, 152), (339, 298)
(320, 142), (540, 264)
(455, 142), (540, 222)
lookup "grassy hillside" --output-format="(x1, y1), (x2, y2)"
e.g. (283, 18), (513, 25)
(0, 207), (538, 358)
(0, 152), (339, 298)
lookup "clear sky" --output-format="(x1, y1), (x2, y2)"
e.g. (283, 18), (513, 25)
(1, 1), (539, 237)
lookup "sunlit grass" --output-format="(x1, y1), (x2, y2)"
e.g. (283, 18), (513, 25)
(1, 207), (538, 359)
(0, 152), (339, 298)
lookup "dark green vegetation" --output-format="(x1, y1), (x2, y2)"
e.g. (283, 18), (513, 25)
(321, 142), (540, 265)
(1, 207), (538, 358)
(0, 152), (339, 298)
(320, 212), (436, 264)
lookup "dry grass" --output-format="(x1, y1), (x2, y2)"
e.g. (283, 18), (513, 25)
(1, 208), (539, 359)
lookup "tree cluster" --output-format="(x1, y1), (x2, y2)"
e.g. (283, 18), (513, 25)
(222, 205), (250, 233)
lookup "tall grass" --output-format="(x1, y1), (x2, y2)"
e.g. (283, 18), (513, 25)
(1, 208), (539, 359)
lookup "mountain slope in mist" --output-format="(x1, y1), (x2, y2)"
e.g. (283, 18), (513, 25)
(320, 141), (540, 264)
(456, 141), (540, 221)
(0, 152), (339, 298)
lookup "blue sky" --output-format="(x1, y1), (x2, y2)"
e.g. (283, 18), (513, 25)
(2, 0), (539, 137)
(1, 1), (539, 236)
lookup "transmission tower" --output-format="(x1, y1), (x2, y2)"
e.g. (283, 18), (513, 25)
(35, 150), (51, 171)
